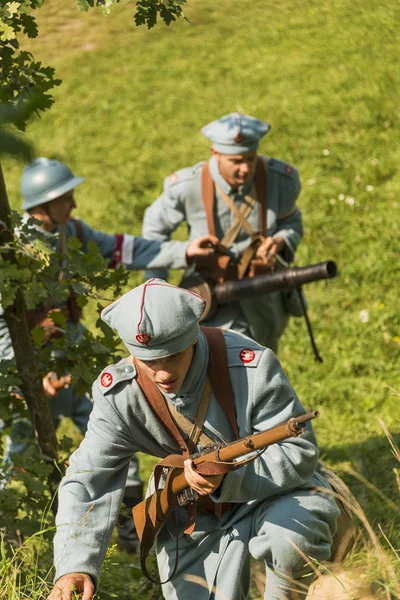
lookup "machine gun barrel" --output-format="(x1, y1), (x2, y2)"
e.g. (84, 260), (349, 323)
(214, 261), (337, 305)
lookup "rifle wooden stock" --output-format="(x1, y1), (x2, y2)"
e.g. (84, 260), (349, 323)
(214, 261), (337, 305)
(132, 410), (318, 582)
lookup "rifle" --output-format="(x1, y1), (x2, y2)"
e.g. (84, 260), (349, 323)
(133, 409), (318, 583)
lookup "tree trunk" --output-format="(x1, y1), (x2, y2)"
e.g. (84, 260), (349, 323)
(0, 161), (59, 462)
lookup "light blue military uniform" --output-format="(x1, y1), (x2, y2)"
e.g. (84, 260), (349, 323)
(0, 217), (190, 463)
(143, 113), (303, 353)
(53, 280), (339, 599)
(0, 157), (193, 496)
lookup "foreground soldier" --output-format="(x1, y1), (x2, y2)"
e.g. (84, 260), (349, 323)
(49, 280), (339, 600)
(0, 157), (218, 552)
(143, 113), (303, 352)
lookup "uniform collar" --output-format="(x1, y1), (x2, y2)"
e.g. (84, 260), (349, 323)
(208, 156), (256, 197)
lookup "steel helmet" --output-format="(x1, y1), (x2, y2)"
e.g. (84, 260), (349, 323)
(20, 157), (85, 210)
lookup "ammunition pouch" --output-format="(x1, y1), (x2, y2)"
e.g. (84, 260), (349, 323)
(191, 253), (237, 284)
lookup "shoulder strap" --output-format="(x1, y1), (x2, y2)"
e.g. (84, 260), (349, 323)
(202, 157), (268, 240)
(168, 379), (214, 450)
(201, 161), (216, 236)
(133, 361), (190, 457)
(201, 326), (239, 439)
(70, 217), (84, 243)
(215, 182), (257, 240)
(254, 157), (268, 237)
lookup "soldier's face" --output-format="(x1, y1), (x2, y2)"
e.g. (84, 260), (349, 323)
(213, 150), (257, 188)
(46, 191), (76, 225)
(135, 343), (196, 394)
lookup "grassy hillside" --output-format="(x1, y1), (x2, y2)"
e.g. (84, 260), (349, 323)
(2, 0), (399, 597)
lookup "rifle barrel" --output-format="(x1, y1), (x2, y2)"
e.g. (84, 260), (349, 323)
(214, 261), (337, 305)
(170, 409), (318, 494)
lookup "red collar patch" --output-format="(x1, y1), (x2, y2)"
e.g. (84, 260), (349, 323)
(136, 333), (151, 345)
(239, 348), (255, 363)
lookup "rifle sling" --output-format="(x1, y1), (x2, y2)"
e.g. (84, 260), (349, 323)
(134, 361), (191, 457)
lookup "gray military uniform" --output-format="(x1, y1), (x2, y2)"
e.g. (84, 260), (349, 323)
(143, 155), (302, 352)
(53, 330), (338, 599)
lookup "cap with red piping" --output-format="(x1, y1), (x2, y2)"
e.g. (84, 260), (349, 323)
(101, 279), (206, 359)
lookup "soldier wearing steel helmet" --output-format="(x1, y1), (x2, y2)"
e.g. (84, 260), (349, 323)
(143, 113), (303, 353)
(0, 156), (218, 552)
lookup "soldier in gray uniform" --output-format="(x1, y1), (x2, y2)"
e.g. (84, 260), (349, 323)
(143, 113), (303, 353)
(0, 157), (218, 551)
(48, 280), (339, 600)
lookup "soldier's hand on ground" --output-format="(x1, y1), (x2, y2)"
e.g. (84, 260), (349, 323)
(43, 372), (72, 397)
(255, 236), (285, 267)
(183, 459), (225, 495)
(47, 573), (94, 600)
(185, 235), (220, 261)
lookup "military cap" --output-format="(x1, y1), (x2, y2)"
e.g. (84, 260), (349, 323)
(201, 112), (270, 154)
(101, 279), (206, 360)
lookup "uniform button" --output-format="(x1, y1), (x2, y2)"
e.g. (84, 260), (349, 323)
(124, 364), (134, 373)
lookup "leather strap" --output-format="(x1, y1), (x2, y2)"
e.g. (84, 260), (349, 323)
(215, 182), (258, 240)
(201, 156), (268, 240)
(186, 378), (213, 449)
(220, 191), (256, 248)
(254, 157), (268, 236)
(71, 217), (84, 243)
(168, 379), (214, 451)
(134, 361), (191, 457)
(200, 326), (239, 439)
(201, 161), (216, 236)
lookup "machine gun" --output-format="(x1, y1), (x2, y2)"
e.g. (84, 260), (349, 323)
(181, 260), (337, 362)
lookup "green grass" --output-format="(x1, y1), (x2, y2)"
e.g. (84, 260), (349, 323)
(1, 0), (400, 596)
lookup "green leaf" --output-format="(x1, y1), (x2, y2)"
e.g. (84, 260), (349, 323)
(67, 235), (82, 251)
(6, 2), (21, 18)
(0, 23), (17, 40)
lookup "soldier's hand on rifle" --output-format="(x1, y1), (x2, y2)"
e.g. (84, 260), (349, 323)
(255, 236), (286, 268)
(183, 459), (225, 495)
(186, 235), (220, 263)
(47, 573), (94, 600)
(43, 372), (72, 397)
